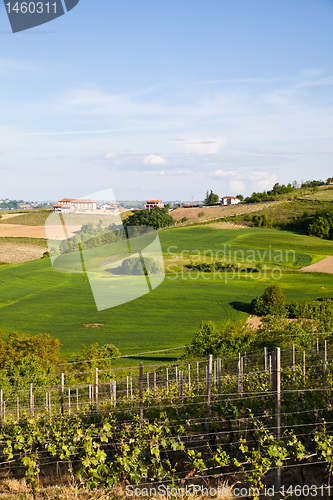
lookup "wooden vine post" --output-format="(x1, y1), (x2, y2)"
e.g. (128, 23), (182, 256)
(273, 348), (281, 493)
(95, 367), (99, 416)
(205, 354), (212, 434)
(139, 362), (143, 422)
(217, 357), (221, 399)
(30, 383), (34, 418)
(61, 373), (64, 416)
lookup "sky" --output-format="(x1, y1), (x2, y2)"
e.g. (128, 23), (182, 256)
(0, 0), (333, 202)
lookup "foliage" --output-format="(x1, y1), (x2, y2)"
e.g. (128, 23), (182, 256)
(244, 179), (324, 204)
(0, 332), (63, 375)
(75, 342), (120, 371)
(123, 207), (175, 229)
(119, 256), (162, 275)
(203, 190), (219, 206)
(58, 221), (124, 254)
(252, 213), (271, 228)
(308, 209), (333, 239)
(251, 285), (286, 317)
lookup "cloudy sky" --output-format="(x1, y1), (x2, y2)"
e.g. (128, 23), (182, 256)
(0, 0), (333, 201)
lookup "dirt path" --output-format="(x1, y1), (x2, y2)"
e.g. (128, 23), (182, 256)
(0, 224), (83, 239)
(300, 256), (333, 274)
(0, 213), (23, 220)
(0, 224), (47, 238)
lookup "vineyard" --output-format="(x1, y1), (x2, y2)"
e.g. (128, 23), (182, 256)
(1, 338), (333, 498)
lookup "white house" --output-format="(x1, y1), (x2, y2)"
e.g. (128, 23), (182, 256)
(52, 203), (75, 213)
(221, 196), (241, 206)
(145, 199), (164, 210)
(99, 202), (121, 212)
(57, 198), (97, 210)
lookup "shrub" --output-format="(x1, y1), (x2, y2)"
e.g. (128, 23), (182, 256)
(121, 256), (162, 275)
(251, 285), (286, 317)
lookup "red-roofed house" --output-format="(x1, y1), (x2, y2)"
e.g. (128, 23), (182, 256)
(145, 200), (164, 210)
(221, 196), (241, 206)
(57, 198), (97, 210)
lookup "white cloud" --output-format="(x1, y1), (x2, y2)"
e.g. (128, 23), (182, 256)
(105, 152), (117, 159)
(208, 170), (239, 178)
(143, 154), (168, 165)
(183, 137), (226, 155)
(230, 181), (245, 193)
(208, 170), (277, 192)
(159, 169), (192, 176)
(247, 172), (278, 190)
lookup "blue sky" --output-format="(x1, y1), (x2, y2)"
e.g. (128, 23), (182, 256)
(0, 0), (333, 201)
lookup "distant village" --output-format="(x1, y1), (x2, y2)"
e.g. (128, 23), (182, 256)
(51, 196), (241, 213)
(0, 195), (241, 213)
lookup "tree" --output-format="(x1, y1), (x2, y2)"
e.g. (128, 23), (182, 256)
(121, 256), (162, 275)
(203, 190), (219, 206)
(251, 285), (286, 317)
(236, 194), (244, 201)
(123, 207), (174, 230)
(77, 342), (120, 370)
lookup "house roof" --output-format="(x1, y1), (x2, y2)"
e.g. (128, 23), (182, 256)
(222, 196), (239, 199)
(72, 199), (96, 203)
(146, 200), (163, 203)
(58, 198), (96, 203)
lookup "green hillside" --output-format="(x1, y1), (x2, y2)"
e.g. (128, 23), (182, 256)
(0, 226), (332, 360)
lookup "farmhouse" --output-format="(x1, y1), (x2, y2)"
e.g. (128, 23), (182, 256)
(99, 202), (121, 212)
(145, 200), (164, 210)
(52, 204), (75, 213)
(221, 196), (241, 206)
(55, 198), (97, 211)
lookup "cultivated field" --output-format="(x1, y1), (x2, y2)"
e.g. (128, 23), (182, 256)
(0, 226), (332, 360)
(0, 210), (52, 226)
(0, 242), (46, 264)
(170, 200), (285, 222)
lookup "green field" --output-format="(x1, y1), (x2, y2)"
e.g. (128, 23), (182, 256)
(0, 226), (333, 360)
(159, 226), (333, 268)
(0, 210), (52, 226)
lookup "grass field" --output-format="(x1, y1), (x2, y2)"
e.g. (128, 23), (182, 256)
(0, 210), (52, 226)
(159, 225), (333, 269)
(239, 198), (333, 225)
(0, 226), (333, 361)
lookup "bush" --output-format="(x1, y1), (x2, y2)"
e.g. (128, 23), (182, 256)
(198, 211), (205, 217)
(121, 256), (162, 275)
(251, 285), (286, 317)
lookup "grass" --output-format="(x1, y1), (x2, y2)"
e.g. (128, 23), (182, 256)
(0, 237), (48, 248)
(300, 187), (333, 200)
(0, 227), (332, 361)
(0, 210), (52, 226)
(237, 198), (333, 226)
(160, 226), (333, 269)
